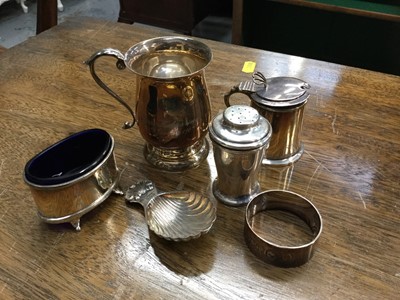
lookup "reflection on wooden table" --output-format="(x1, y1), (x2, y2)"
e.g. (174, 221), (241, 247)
(0, 17), (399, 299)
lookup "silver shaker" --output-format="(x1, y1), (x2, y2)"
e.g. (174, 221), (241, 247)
(209, 105), (272, 206)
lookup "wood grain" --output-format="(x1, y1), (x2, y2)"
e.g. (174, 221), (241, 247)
(0, 17), (399, 299)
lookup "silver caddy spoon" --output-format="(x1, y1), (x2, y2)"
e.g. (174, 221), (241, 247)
(125, 180), (217, 241)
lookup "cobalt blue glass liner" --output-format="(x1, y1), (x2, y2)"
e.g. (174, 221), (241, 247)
(24, 128), (112, 186)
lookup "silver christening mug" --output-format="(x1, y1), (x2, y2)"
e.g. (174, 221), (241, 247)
(209, 105), (272, 206)
(85, 36), (212, 171)
(225, 72), (310, 165)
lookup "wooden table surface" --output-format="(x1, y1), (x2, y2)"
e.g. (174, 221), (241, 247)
(0, 17), (399, 299)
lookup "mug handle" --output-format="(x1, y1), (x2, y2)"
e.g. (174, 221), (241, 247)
(84, 48), (136, 129)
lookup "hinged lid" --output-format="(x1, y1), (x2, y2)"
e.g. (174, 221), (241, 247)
(251, 73), (311, 108)
(209, 105), (272, 150)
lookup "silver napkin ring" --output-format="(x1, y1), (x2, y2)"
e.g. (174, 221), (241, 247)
(244, 190), (323, 267)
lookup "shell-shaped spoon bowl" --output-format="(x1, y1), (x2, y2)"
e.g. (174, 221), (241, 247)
(125, 180), (217, 241)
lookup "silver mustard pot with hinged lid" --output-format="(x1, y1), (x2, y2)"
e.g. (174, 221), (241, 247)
(224, 71), (311, 165)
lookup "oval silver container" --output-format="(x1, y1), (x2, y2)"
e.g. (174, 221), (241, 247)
(23, 129), (120, 231)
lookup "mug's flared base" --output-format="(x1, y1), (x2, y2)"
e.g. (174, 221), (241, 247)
(144, 139), (209, 171)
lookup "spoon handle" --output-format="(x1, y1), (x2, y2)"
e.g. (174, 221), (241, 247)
(125, 180), (158, 208)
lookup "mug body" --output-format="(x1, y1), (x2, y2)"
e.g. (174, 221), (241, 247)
(126, 36), (212, 171)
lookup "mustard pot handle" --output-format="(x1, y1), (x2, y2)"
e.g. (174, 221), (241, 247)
(224, 71), (268, 107)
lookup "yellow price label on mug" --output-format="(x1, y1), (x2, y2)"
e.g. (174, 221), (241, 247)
(242, 61), (256, 73)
